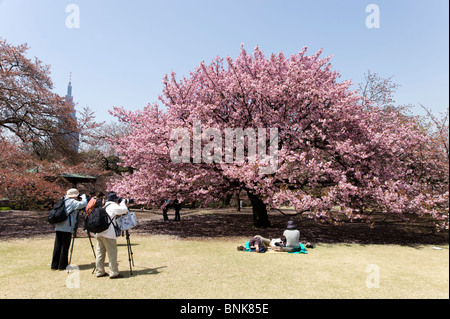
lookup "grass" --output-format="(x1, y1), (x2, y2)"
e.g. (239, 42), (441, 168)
(0, 234), (448, 299)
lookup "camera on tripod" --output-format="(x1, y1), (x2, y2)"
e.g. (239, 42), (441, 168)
(121, 198), (135, 205)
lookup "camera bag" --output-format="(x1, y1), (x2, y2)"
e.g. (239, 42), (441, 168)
(117, 210), (137, 231)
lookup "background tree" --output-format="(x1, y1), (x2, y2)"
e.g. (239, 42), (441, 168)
(0, 38), (78, 160)
(0, 39), (110, 208)
(358, 70), (400, 111)
(0, 135), (65, 209)
(357, 70), (448, 228)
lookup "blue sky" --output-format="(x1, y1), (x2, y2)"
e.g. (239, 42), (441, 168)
(0, 0), (448, 122)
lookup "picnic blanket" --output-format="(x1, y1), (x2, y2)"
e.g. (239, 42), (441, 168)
(243, 242), (308, 254)
(288, 243), (308, 254)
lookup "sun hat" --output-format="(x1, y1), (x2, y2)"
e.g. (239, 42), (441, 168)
(286, 220), (296, 230)
(106, 192), (121, 202)
(66, 188), (79, 198)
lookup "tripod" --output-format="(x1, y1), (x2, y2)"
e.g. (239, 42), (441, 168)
(67, 211), (79, 273)
(88, 231), (97, 274)
(67, 212), (98, 273)
(125, 230), (134, 276)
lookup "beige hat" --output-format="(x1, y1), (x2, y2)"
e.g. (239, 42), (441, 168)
(66, 188), (79, 198)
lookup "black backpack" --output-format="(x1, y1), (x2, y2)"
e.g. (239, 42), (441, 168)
(48, 197), (67, 225)
(85, 204), (112, 233)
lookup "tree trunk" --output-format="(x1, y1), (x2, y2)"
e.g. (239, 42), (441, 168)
(236, 193), (241, 212)
(247, 190), (271, 228)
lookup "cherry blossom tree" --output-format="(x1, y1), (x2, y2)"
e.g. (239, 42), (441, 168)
(358, 70), (400, 111)
(110, 46), (448, 229)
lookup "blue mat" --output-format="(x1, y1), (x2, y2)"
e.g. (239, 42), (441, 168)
(243, 242), (308, 254)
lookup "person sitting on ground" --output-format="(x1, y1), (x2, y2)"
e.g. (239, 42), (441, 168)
(255, 221), (310, 252)
(275, 220), (301, 252)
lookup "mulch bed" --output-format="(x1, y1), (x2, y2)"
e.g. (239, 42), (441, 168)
(0, 208), (448, 246)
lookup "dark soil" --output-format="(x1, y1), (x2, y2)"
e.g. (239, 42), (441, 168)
(0, 208), (448, 246)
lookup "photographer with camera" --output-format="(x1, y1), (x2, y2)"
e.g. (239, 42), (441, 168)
(94, 192), (128, 279)
(51, 188), (87, 270)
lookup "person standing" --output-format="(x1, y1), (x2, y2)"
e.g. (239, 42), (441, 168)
(162, 199), (170, 221)
(94, 192), (127, 279)
(95, 192), (105, 208)
(173, 198), (182, 221)
(51, 189), (87, 270)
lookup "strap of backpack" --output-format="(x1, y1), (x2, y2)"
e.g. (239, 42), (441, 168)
(103, 203), (117, 227)
(64, 197), (76, 227)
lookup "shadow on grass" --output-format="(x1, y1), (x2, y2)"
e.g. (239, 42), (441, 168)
(134, 210), (449, 247)
(0, 209), (448, 246)
(125, 265), (167, 277)
(74, 262), (166, 277)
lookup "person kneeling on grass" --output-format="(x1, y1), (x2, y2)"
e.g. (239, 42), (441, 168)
(94, 192), (127, 279)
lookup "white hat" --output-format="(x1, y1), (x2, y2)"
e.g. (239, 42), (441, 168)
(66, 188), (79, 198)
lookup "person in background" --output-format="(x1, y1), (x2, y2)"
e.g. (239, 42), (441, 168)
(95, 192), (105, 208)
(51, 188), (87, 270)
(162, 199), (170, 221)
(173, 198), (182, 221)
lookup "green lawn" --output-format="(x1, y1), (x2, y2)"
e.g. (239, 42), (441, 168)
(0, 234), (448, 299)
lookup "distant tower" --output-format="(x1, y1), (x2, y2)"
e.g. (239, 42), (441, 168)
(66, 73), (73, 103)
(66, 73), (80, 153)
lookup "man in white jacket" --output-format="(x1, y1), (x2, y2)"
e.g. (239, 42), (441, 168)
(95, 192), (127, 279)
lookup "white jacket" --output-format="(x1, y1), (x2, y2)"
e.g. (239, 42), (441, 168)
(96, 200), (128, 239)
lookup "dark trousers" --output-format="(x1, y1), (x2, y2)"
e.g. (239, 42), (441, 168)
(163, 207), (181, 221)
(174, 208), (181, 221)
(51, 231), (72, 270)
(163, 207), (169, 221)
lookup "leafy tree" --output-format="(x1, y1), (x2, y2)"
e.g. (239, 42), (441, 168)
(0, 39), (110, 208)
(0, 38), (78, 160)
